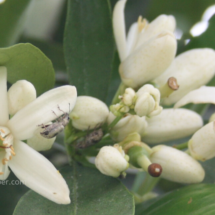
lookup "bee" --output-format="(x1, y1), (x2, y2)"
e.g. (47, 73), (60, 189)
(76, 128), (103, 149)
(40, 106), (70, 139)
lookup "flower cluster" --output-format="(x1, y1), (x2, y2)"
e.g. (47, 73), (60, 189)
(72, 0), (215, 185)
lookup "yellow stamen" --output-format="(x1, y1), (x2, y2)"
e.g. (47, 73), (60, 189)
(9, 156), (12, 160)
(0, 136), (5, 141)
(2, 158), (8, 165)
(11, 150), (16, 156)
(0, 129), (5, 133)
(137, 16), (147, 32)
(0, 172), (3, 175)
(3, 143), (8, 146)
(11, 146), (14, 151)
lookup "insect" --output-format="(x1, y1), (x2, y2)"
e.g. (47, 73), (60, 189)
(40, 106), (70, 139)
(76, 128), (103, 149)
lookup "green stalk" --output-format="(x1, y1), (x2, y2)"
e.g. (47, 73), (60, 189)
(108, 115), (123, 130)
(137, 173), (160, 196)
(174, 142), (188, 150)
(111, 82), (127, 105)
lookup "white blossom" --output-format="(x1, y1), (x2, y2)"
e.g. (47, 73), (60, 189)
(0, 67), (77, 204)
(113, 0), (177, 88)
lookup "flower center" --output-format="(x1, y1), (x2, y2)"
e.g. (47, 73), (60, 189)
(0, 127), (15, 175)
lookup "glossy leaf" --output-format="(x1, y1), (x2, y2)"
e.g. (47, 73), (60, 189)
(0, 43), (55, 95)
(136, 184), (215, 215)
(64, 0), (115, 101)
(0, 0), (32, 47)
(13, 164), (134, 215)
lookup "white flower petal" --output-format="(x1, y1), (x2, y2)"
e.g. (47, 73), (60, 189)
(154, 48), (215, 105)
(7, 86), (77, 140)
(8, 80), (36, 115)
(0, 67), (9, 125)
(108, 112), (148, 142)
(135, 15), (176, 50)
(142, 108), (203, 144)
(189, 121), (215, 161)
(113, 0), (127, 61)
(0, 152), (10, 180)
(27, 124), (56, 151)
(119, 31), (177, 88)
(9, 140), (70, 204)
(174, 86), (215, 108)
(150, 145), (205, 183)
(126, 23), (138, 56)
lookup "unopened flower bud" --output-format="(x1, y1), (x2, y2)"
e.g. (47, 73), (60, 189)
(150, 145), (205, 183)
(122, 88), (136, 107)
(134, 84), (162, 117)
(188, 121), (215, 161)
(95, 146), (129, 177)
(8, 80), (36, 115)
(142, 108), (203, 144)
(70, 96), (109, 130)
(108, 112), (148, 141)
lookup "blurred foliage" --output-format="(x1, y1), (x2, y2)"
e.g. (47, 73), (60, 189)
(0, 172), (29, 215)
(0, 0), (32, 47)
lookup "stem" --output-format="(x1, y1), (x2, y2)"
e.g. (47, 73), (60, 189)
(137, 173), (160, 196)
(174, 142), (188, 150)
(137, 155), (152, 172)
(108, 115), (123, 130)
(111, 82), (127, 105)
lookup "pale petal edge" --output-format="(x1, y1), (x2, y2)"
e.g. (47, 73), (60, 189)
(174, 86), (215, 108)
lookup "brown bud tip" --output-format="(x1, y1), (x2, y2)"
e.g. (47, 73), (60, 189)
(168, 77), (179, 90)
(148, 163), (162, 177)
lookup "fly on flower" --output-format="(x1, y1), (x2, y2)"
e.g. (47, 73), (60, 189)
(40, 105), (70, 139)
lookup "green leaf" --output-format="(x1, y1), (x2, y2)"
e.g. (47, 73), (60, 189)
(106, 51), (121, 105)
(13, 164), (135, 215)
(137, 184), (215, 215)
(0, 172), (29, 215)
(0, 0), (32, 47)
(0, 43), (55, 95)
(64, 0), (115, 101)
(20, 37), (66, 72)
